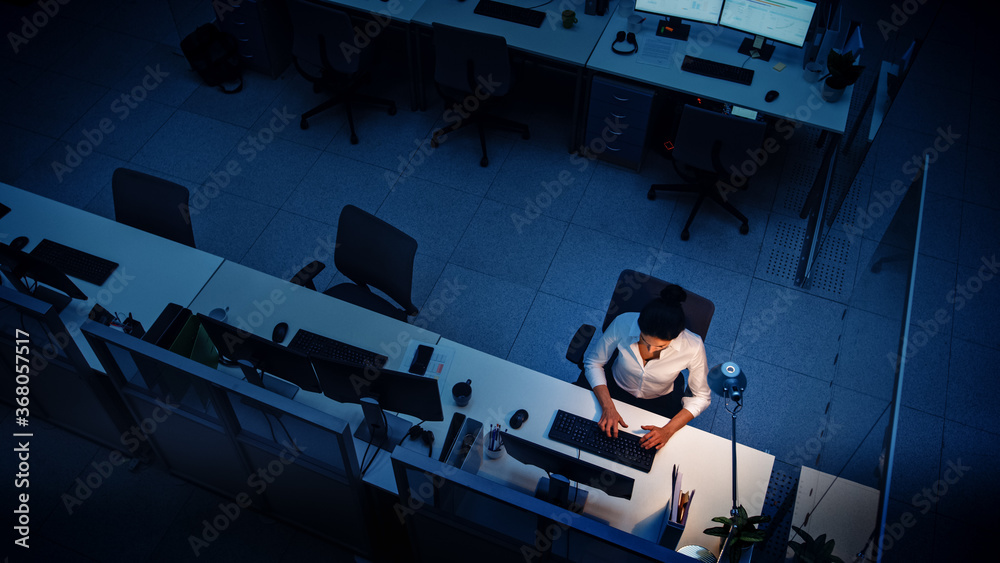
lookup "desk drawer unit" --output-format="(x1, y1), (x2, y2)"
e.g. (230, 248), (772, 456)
(586, 76), (655, 170)
(216, 0), (292, 78)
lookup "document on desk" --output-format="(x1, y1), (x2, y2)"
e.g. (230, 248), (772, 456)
(637, 36), (678, 69)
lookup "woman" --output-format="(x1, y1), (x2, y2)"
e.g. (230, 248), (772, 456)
(583, 284), (710, 449)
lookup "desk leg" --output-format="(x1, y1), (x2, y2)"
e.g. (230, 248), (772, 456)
(570, 67), (586, 153)
(796, 133), (841, 287)
(816, 130), (828, 148)
(842, 82), (877, 153)
(407, 24), (418, 112)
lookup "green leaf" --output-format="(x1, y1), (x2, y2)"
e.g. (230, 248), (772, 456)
(704, 526), (729, 538)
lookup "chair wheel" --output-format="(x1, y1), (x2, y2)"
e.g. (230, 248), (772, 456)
(647, 189), (656, 200)
(350, 133), (359, 145)
(739, 224), (749, 235)
(300, 118), (309, 130)
(681, 229), (690, 241)
(388, 105), (397, 116)
(480, 156), (489, 167)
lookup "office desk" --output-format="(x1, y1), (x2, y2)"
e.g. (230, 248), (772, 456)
(399, 337), (775, 553)
(0, 183), (224, 370)
(586, 16), (854, 134)
(411, 0), (620, 148)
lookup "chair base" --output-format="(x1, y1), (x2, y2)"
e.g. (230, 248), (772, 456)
(299, 85), (396, 145)
(648, 182), (749, 241)
(430, 110), (530, 167)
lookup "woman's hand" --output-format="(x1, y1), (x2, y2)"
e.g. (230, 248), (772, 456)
(598, 404), (628, 438)
(639, 425), (674, 449)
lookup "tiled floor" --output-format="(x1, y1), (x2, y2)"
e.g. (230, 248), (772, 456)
(1, 0), (997, 561)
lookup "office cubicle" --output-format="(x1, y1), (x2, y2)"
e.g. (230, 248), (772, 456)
(391, 446), (694, 563)
(81, 322), (373, 557)
(0, 285), (137, 452)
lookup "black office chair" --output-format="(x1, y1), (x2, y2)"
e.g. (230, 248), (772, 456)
(287, 0), (396, 144)
(111, 168), (196, 248)
(648, 104), (767, 240)
(429, 23), (530, 167)
(292, 205), (419, 322)
(566, 269), (715, 395)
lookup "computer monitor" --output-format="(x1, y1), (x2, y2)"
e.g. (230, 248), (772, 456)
(500, 431), (634, 511)
(196, 313), (321, 396)
(720, 0), (816, 61)
(0, 242), (86, 312)
(311, 355), (444, 451)
(633, 0), (724, 41)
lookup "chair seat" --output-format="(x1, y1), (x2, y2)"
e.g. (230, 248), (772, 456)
(323, 283), (406, 321)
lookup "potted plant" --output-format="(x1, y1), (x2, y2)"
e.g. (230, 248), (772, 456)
(820, 49), (865, 102)
(788, 525), (844, 563)
(703, 505), (771, 563)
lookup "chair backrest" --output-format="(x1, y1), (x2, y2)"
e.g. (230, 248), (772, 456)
(112, 168), (196, 248)
(432, 22), (512, 96)
(673, 105), (766, 176)
(334, 205), (418, 315)
(287, 0), (361, 75)
(601, 269), (714, 342)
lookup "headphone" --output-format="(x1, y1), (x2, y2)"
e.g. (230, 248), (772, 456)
(406, 426), (435, 457)
(612, 31), (638, 55)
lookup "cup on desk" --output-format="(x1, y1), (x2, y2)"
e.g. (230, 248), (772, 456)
(562, 10), (577, 29)
(627, 14), (643, 34)
(208, 306), (228, 323)
(452, 379), (472, 406)
(803, 61), (824, 83)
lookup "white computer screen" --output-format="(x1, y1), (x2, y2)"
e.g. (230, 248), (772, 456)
(633, 0), (725, 25)
(720, 0), (817, 47)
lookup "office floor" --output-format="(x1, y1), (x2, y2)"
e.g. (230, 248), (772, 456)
(1, 0), (996, 561)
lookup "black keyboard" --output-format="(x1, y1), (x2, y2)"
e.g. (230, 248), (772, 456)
(548, 409), (656, 473)
(288, 329), (387, 367)
(474, 0), (546, 28)
(29, 239), (119, 286)
(681, 56), (755, 86)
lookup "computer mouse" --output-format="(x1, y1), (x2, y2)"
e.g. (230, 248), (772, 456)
(765, 90), (779, 103)
(509, 409), (529, 429)
(271, 322), (288, 343)
(9, 236), (28, 251)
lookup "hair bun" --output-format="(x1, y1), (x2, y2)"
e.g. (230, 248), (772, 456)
(659, 284), (687, 305)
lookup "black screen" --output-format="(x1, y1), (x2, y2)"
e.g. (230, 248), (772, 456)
(311, 355), (444, 422)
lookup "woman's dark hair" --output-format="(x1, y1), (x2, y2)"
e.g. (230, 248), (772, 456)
(637, 284), (687, 340)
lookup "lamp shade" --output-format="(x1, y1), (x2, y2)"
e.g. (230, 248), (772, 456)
(707, 362), (747, 402)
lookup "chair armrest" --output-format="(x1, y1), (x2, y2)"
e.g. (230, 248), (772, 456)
(290, 260), (326, 291)
(565, 324), (596, 369)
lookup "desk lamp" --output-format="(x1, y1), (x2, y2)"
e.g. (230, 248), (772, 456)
(707, 361), (747, 563)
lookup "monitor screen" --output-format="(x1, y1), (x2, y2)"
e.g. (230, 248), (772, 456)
(633, 0), (724, 25)
(501, 431), (634, 500)
(196, 313), (321, 393)
(311, 355), (444, 422)
(720, 0), (816, 47)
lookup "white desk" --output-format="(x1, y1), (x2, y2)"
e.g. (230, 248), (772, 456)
(789, 467), (878, 562)
(586, 16), (854, 134)
(0, 183), (224, 370)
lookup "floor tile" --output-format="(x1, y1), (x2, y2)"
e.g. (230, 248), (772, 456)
(282, 152), (393, 226)
(14, 141), (126, 208)
(111, 43), (203, 108)
(131, 110), (248, 183)
(946, 338), (1000, 434)
(189, 193), (277, 263)
(936, 420), (1000, 525)
(572, 159), (676, 245)
(957, 203), (1000, 271)
(506, 290), (604, 384)
(49, 25), (156, 88)
(239, 209), (339, 290)
(834, 307), (902, 401)
(0, 123), (55, 183)
(61, 90), (176, 161)
(3, 70), (107, 139)
(180, 70), (290, 128)
(216, 137), (322, 208)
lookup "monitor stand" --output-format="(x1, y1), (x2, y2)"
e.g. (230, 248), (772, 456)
(738, 35), (775, 61)
(355, 396), (411, 453)
(655, 17), (690, 41)
(31, 285), (72, 313)
(535, 474), (587, 513)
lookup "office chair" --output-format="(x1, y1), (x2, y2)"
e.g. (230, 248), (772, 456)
(111, 168), (196, 248)
(287, 0), (396, 144)
(565, 269), (715, 394)
(648, 104), (767, 240)
(429, 23), (530, 167)
(291, 205), (419, 321)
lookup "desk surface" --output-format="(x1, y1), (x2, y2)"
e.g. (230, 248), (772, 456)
(413, 0), (619, 67)
(586, 15), (854, 134)
(320, 0), (428, 23)
(791, 467), (879, 562)
(0, 183), (224, 369)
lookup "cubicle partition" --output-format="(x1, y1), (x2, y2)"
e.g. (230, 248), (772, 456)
(82, 321), (373, 556)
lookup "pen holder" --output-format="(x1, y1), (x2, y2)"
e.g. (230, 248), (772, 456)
(485, 444), (504, 459)
(485, 424), (505, 459)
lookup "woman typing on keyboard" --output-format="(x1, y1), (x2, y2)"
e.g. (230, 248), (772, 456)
(583, 284), (710, 449)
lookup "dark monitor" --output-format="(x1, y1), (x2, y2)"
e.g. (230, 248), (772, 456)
(634, 0), (724, 41)
(501, 431), (634, 510)
(0, 242), (86, 311)
(196, 313), (321, 394)
(312, 355), (444, 451)
(720, 0), (816, 61)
